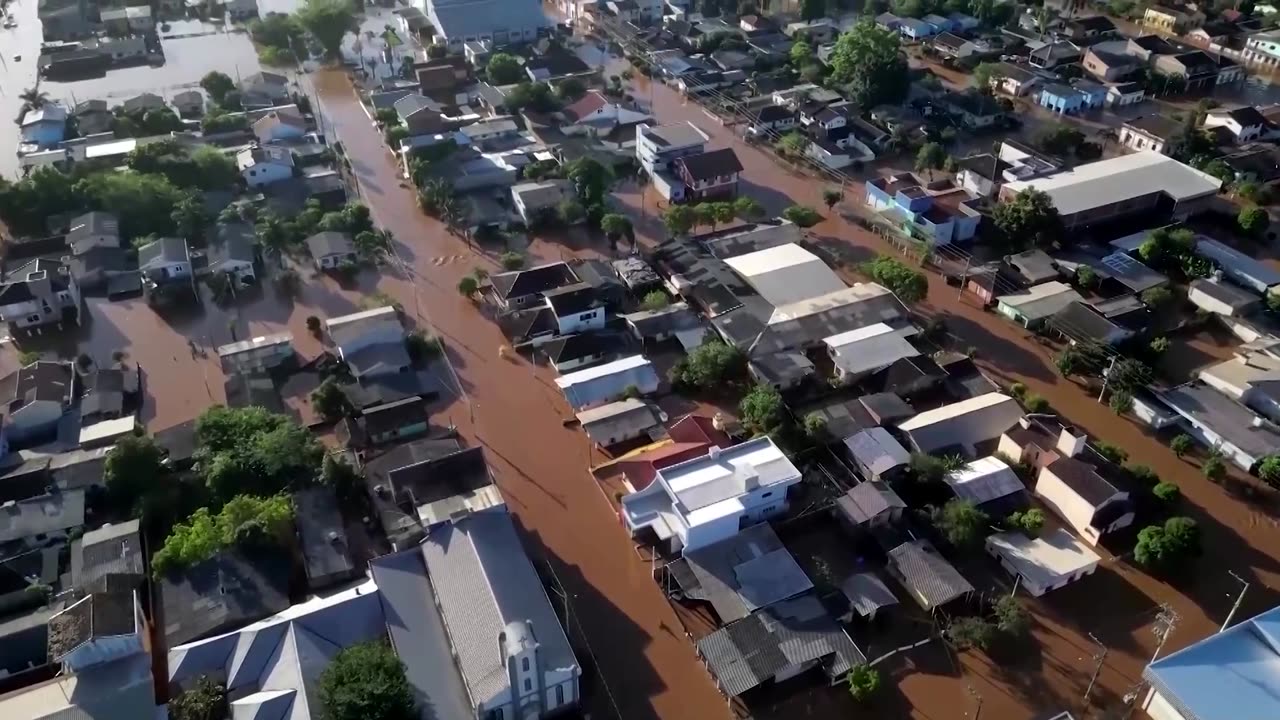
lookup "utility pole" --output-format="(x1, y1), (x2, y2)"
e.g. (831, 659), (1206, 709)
(1151, 604), (1180, 663)
(1097, 355), (1118, 403)
(1083, 632), (1107, 708)
(967, 685), (983, 720)
(1222, 570), (1251, 632)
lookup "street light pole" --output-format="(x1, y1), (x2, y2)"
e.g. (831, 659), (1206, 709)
(1222, 570), (1251, 632)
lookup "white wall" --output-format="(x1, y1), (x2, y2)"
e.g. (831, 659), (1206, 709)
(1034, 467), (1105, 544)
(555, 308), (605, 335)
(332, 317), (403, 355)
(242, 162), (292, 187)
(1143, 688), (1190, 720)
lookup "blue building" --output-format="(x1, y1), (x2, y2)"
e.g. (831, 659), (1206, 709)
(897, 17), (937, 40)
(19, 104), (68, 148)
(865, 173), (982, 245)
(1038, 82), (1106, 115)
(1143, 604), (1280, 720)
(923, 14), (954, 33)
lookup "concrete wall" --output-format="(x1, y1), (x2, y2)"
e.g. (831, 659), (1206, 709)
(1034, 466), (1103, 544)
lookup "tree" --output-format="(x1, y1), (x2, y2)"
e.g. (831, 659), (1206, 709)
(1094, 441), (1128, 465)
(19, 87), (49, 111)
(600, 213), (631, 243)
(1108, 358), (1151, 394)
(171, 193), (211, 241)
(641, 291), (670, 311)
(557, 199), (585, 225)
(556, 77), (587, 101)
(995, 596), (1030, 638)
(992, 188), (1063, 251)
(202, 108), (249, 134)
(823, 187), (842, 209)
(194, 406), (324, 502)
(1024, 393), (1049, 412)
(1134, 516), (1201, 570)
(734, 196), (765, 220)
(915, 142), (947, 180)
(566, 157), (614, 206)
(1007, 508), (1044, 536)
(1109, 390), (1134, 415)
(152, 495), (295, 576)
(910, 452), (967, 484)
(972, 62), (1004, 92)
(861, 255), (928, 303)
(1055, 345), (1100, 378)
(828, 19), (909, 107)
(297, 0), (357, 58)
(774, 131), (810, 160)
(310, 378), (352, 421)
(487, 53), (524, 85)
(1170, 433), (1194, 458)
(318, 641), (417, 720)
(1238, 205), (1270, 238)
(104, 435), (168, 514)
(1075, 265), (1098, 289)
(1141, 286), (1175, 310)
(846, 664), (881, 703)
(948, 616), (997, 650)
(782, 204), (822, 228)
(1258, 456), (1280, 487)
(457, 275), (480, 298)
(1153, 482), (1180, 505)
(931, 499), (989, 549)
(1202, 454), (1227, 482)
(790, 38), (814, 68)
(663, 204), (697, 236)
(500, 252), (524, 270)
(674, 341), (744, 390)
(200, 72), (236, 105)
(504, 82), (559, 113)
(803, 413), (829, 443)
(801, 0), (826, 20)
(1150, 336), (1171, 355)
(739, 384), (784, 435)
(169, 676), (226, 720)
(1035, 124), (1086, 159)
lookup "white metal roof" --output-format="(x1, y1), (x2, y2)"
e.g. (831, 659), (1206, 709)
(723, 243), (846, 307)
(824, 322), (920, 376)
(997, 281), (1083, 320)
(1002, 151), (1221, 217)
(844, 427), (911, 476)
(944, 456), (1025, 504)
(659, 437), (801, 526)
(898, 392), (1018, 432)
(985, 529), (1100, 587)
(554, 354), (652, 388)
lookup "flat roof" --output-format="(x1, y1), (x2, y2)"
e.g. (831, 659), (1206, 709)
(898, 392), (1017, 431)
(660, 436), (800, 526)
(1003, 151), (1222, 217)
(1160, 382), (1280, 461)
(986, 529), (1100, 586)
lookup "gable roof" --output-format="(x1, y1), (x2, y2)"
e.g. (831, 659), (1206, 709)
(562, 90), (610, 123)
(488, 261), (578, 300)
(71, 520), (143, 589)
(675, 148), (744, 181)
(668, 523), (813, 623)
(159, 548), (291, 645)
(887, 540), (974, 610)
(836, 480), (906, 525)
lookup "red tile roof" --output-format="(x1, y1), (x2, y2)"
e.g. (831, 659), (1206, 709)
(562, 91), (610, 124)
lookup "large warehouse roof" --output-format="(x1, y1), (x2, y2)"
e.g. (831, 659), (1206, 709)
(1002, 151), (1221, 217)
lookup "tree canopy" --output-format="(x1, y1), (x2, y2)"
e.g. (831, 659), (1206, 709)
(486, 52), (523, 84)
(104, 434), (168, 515)
(1134, 516), (1201, 570)
(828, 20), (909, 108)
(931, 498), (989, 549)
(992, 188), (1064, 251)
(782, 204), (822, 228)
(740, 384), (785, 436)
(169, 676), (226, 720)
(671, 341), (744, 390)
(297, 0), (357, 58)
(318, 641), (417, 720)
(152, 494), (295, 576)
(194, 406), (325, 503)
(862, 255), (928, 303)
(200, 72), (235, 105)
(663, 204), (697, 236)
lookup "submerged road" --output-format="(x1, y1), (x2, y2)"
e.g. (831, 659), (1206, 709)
(307, 69), (731, 720)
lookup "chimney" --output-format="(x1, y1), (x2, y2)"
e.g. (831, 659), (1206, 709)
(1057, 427), (1086, 458)
(708, 445), (721, 460)
(738, 461), (759, 492)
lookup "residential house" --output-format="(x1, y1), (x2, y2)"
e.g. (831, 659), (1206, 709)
(1035, 455), (1135, 544)
(489, 261), (580, 311)
(369, 476), (581, 720)
(1107, 82), (1147, 108)
(672, 148), (744, 202)
(898, 392), (1024, 454)
(1063, 15), (1117, 41)
(423, 0), (549, 51)
(1161, 381), (1280, 471)
(1050, 301), (1136, 346)
(65, 212), (119, 254)
(237, 145), (295, 187)
(339, 395), (429, 448)
(621, 436), (801, 553)
(750, 104), (797, 135)
(897, 17), (938, 40)
(119, 92), (164, 115)
(555, 355), (660, 410)
(79, 366), (138, 426)
(576, 398), (663, 447)
(1204, 106), (1268, 144)
(292, 487), (356, 590)
(985, 529), (1101, 596)
(1029, 41), (1083, 70)
(997, 281), (1084, 328)
(876, 12), (902, 32)
(988, 62), (1042, 97)
(1143, 5), (1204, 34)
(0, 258), (82, 332)
(932, 32), (976, 59)
(1084, 47), (1143, 82)
(207, 222), (258, 286)
(47, 589), (144, 674)
(542, 283), (607, 336)
(1119, 115), (1182, 154)
(824, 322), (920, 383)
(865, 173), (982, 245)
(239, 71), (291, 106)
(636, 121), (708, 176)
(1195, 236), (1280, 293)
(723, 243), (846, 308)
(252, 109), (308, 143)
(621, 302), (703, 345)
(171, 90), (203, 117)
(72, 101), (113, 136)
(19, 104), (68, 148)
(1244, 28), (1280, 68)
(511, 179), (576, 224)
(944, 89), (1008, 128)
(943, 456), (1026, 512)
(1153, 50), (1221, 94)
(1005, 249), (1060, 286)
(957, 141), (1059, 198)
(844, 427), (912, 483)
(326, 306), (410, 379)
(887, 540), (974, 611)
(1187, 278), (1261, 316)
(1038, 82), (1106, 115)
(834, 480), (906, 530)
(306, 231), (358, 269)
(1142, 605), (1280, 720)
(1199, 352), (1280, 422)
(217, 333), (294, 374)
(0, 361), (76, 444)
(543, 333), (619, 372)
(999, 151), (1222, 229)
(137, 236), (192, 285)
(71, 519), (144, 589)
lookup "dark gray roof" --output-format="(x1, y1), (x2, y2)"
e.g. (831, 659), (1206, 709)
(1190, 278), (1259, 308)
(361, 396), (427, 437)
(887, 540), (974, 610)
(67, 212), (119, 249)
(799, 397), (875, 440)
(343, 342), (411, 377)
(835, 481), (906, 525)
(159, 548), (291, 645)
(210, 223), (257, 266)
(3, 360), (75, 408)
(488, 262), (579, 301)
(840, 573), (899, 617)
(363, 441), (487, 543)
(1046, 456), (1122, 506)
(860, 392), (913, 425)
(676, 148), (744, 182)
(293, 487), (353, 587)
(137, 237), (188, 268)
(668, 523), (813, 623)
(420, 504), (579, 706)
(621, 303), (701, 338)
(696, 595), (865, 696)
(1051, 301), (1124, 343)
(71, 520), (143, 589)
(542, 282), (605, 317)
(542, 332), (623, 365)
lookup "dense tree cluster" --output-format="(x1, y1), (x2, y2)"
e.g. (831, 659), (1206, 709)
(319, 642), (418, 720)
(151, 494), (295, 575)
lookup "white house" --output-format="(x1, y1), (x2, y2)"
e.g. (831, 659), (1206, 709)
(576, 398), (663, 447)
(943, 456), (1025, 507)
(1199, 352), (1280, 422)
(325, 306), (410, 379)
(0, 258), (82, 331)
(985, 529), (1101, 596)
(1187, 278), (1261, 317)
(511, 179), (576, 225)
(824, 323), (920, 383)
(542, 283), (606, 335)
(621, 437), (802, 553)
(722, 243), (846, 307)
(306, 231), (358, 269)
(207, 223), (258, 286)
(218, 333), (294, 374)
(137, 237), (192, 283)
(897, 393), (1024, 454)
(252, 110), (308, 143)
(554, 355), (660, 410)
(1034, 456), (1134, 545)
(1204, 106), (1268, 145)
(236, 145), (295, 187)
(0, 361), (76, 443)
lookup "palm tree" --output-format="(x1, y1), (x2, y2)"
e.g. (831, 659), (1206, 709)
(19, 87), (48, 112)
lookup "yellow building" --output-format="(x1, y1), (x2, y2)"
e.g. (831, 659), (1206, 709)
(1142, 5), (1204, 34)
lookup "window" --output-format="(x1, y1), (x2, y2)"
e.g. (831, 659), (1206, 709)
(521, 657), (529, 672)
(523, 678), (533, 693)
(555, 685), (565, 706)
(761, 491), (773, 499)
